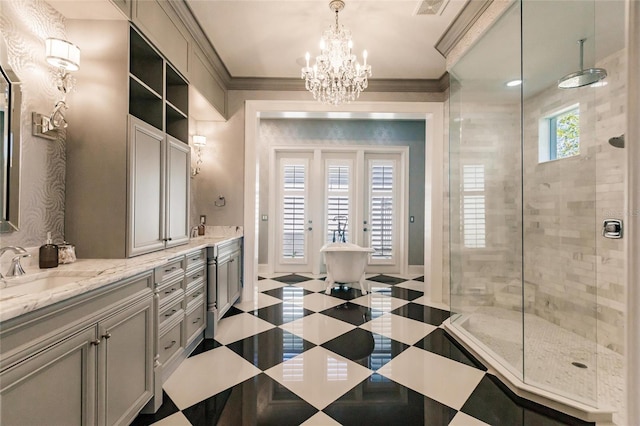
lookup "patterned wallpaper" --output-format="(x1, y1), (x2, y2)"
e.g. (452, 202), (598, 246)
(0, 0), (67, 248)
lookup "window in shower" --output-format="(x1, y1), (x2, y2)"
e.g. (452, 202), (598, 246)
(462, 164), (486, 248)
(539, 104), (580, 162)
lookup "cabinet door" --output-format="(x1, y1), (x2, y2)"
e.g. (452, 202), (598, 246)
(228, 253), (241, 305)
(165, 136), (190, 248)
(0, 327), (97, 426)
(97, 297), (154, 426)
(128, 116), (165, 257)
(217, 260), (230, 316)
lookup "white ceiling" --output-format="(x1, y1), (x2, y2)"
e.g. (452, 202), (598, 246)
(185, 0), (467, 80)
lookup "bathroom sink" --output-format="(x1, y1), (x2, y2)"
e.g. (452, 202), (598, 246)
(0, 273), (95, 300)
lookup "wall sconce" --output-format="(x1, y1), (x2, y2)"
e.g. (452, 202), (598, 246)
(33, 38), (80, 139)
(191, 134), (207, 176)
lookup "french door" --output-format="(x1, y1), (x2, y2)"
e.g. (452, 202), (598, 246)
(273, 149), (405, 274)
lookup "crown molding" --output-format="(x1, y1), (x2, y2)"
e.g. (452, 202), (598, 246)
(166, 0), (231, 85)
(435, 0), (494, 58)
(227, 75), (448, 93)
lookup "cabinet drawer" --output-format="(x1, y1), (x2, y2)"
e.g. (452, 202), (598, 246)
(185, 266), (205, 292)
(185, 282), (205, 310)
(159, 320), (183, 366)
(185, 302), (205, 346)
(159, 299), (183, 329)
(157, 275), (184, 304)
(155, 256), (185, 283)
(185, 249), (206, 270)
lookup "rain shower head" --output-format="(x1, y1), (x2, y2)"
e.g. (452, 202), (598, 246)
(558, 39), (607, 89)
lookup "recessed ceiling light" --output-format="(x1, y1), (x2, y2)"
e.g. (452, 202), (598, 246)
(506, 79), (522, 87)
(590, 80), (608, 88)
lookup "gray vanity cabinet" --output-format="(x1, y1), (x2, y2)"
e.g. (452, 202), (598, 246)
(128, 117), (190, 257)
(0, 327), (96, 426)
(0, 272), (154, 426)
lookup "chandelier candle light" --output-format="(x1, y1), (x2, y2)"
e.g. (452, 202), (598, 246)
(301, 0), (372, 105)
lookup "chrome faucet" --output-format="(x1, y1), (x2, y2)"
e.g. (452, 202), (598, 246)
(0, 246), (31, 279)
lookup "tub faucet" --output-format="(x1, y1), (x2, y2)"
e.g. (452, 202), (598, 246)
(0, 246), (30, 279)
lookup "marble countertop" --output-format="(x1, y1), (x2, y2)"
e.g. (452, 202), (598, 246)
(0, 232), (242, 323)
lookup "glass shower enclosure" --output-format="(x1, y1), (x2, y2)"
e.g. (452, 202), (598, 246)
(447, 0), (626, 418)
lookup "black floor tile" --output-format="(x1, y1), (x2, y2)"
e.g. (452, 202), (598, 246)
(414, 329), (487, 370)
(319, 302), (373, 326)
(326, 285), (363, 301)
(414, 276), (424, 282)
(271, 273), (312, 284)
(252, 302), (313, 326)
(189, 338), (223, 357)
(261, 286), (313, 301)
(367, 274), (408, 285)
(220, 306), (244, 319)
(182, 374), (318, 426)
(373, 286), (423, 301)
(390, 303), (450, 325)
(258, 276), (266, 280)
(130, 391), (179, 426)
(322, 329), (409, 368)
(324, 373), (457, 426)
(226, 328), (315, 370)
(461, 375), (591, 426)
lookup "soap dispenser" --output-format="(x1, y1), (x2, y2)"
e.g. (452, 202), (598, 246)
(39, 232), (59, 269)
(198, 216), (206, 236)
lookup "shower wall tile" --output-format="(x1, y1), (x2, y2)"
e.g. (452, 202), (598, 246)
(522, 49), (626, 354)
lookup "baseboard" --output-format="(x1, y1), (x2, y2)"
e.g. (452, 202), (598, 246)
(407, 265), (424, 275)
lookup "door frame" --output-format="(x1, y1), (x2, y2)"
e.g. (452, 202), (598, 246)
(245, 101), (445, 303)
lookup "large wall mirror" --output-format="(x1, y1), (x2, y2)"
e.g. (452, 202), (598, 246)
(1, 55), (22, 233)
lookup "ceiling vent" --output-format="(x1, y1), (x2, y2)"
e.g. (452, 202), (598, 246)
(414, 0), (449, 16)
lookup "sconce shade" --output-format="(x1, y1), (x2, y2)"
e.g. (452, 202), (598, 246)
(193, 135), (207, 146)
(45, 38), (80, 71)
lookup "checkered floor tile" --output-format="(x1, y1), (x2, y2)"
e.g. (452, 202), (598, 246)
(132, 273), (592, 426)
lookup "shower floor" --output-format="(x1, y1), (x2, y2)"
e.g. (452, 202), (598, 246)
(456, 306), (624, 425)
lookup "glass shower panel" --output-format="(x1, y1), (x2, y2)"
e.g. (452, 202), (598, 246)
(522, 0), (604, 406)
(449, 3), (524, 379)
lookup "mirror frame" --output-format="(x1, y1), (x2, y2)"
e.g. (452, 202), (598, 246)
(1, 63), (22, 233)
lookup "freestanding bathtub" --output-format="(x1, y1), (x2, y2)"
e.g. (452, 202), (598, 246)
(320, 242), (375, 295)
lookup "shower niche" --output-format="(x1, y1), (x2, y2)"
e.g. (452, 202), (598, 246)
(446, 0), (626, 423)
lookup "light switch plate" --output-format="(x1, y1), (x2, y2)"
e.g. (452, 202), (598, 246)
(262, 215), (268, 221)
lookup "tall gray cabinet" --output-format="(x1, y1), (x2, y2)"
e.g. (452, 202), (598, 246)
(66, 20), (190, 258)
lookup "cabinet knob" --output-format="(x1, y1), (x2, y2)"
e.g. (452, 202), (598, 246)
(164, 340), (177, 350)
(102, 332), (112, 339)
(192, 317), (201, 324)
(164, 309), (177, 317)
(90, 339), (101, 346)
(164, 288), (176, 295)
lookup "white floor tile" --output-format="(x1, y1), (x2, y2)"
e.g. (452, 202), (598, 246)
(300, 411), (341, 425)
(234, 292), (282, 312)
(350, 293), (409, 312)
(256, 278), (289, 292)
(394, 280), (426, 292)
(214, 312), (275, 345)
(360, 313), (437, 346)
(164, 346), (261, 410)
(298, 292), (347, 312)
(377, 347), (485, 410)
(150, 412), (192, 426)
(292, 279), (330, 293)
(449, 411), (491, 426)
(265, 346), (372, 410)
(279, 313), (355, 345)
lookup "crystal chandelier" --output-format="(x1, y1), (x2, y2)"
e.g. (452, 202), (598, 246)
(301, 0), (372, 105)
